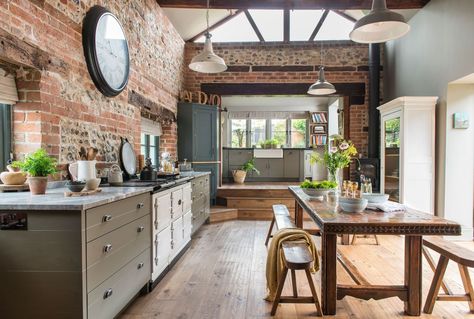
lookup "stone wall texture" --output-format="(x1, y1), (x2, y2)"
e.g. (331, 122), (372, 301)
(184, 41), (376, 157)
(0, 0), (185, 164)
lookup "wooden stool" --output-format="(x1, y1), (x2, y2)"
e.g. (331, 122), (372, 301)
(265, 205), (296, 246)
(423, 236), (474, 314)
(271, 242), (323, 317)
(351, 234), (379, 245)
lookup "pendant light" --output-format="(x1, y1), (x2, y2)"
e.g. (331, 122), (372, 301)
(189, 0), (227, 73)
(349, 0), (410, 43)
(308, 43), (336, 96)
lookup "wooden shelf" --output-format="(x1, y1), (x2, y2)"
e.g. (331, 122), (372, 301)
(309, 111), (328, 147)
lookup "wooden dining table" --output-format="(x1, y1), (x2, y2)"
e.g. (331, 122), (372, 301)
(288, 186), (462, 316)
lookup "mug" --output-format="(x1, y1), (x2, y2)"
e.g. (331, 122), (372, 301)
(69, 160), (97, 182)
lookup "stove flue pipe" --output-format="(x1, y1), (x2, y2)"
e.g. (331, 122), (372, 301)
(368, 43), (381, 159)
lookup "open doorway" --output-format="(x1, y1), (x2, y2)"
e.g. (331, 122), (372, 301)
(444, 74), (474, 240)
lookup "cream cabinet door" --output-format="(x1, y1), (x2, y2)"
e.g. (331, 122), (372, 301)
(182, 183), (192, 214)
(153, 226), (171, 281)
(171, 188), (183, 220)
(154, 191), (172, 234)
(183, 210), (192, 243)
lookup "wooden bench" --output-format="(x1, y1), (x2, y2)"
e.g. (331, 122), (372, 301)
(423, 236), (474, 314)
(265, 204), (320, 246)
(271, 241), (323, 316)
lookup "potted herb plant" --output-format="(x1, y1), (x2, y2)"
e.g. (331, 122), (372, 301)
(300, 179), (338, 197)
(12, 148), (57, 195)
(310, 135), (357, 187)
(232, 158), (260, 184)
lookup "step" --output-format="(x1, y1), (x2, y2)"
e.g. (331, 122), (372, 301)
(209, 206), (238, 223)
(217, 187), (293, 199)
(226, 197), (295, 209)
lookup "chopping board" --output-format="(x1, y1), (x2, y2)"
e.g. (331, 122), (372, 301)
(0, 183), (30, 192)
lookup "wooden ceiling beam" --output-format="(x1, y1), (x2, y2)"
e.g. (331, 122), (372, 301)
(187, 9), (244, 42)
(244, 10), (265, 42)
(308, 9), (329, 41)
(157, 0), (430, 10)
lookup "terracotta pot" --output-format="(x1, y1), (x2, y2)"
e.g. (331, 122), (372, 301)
(28, 176), (48, 195)
(232, 170), (247, 184)
(0, 171), (27, 185)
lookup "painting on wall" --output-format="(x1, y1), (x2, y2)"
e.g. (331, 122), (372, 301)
(453, 112), (470, 129)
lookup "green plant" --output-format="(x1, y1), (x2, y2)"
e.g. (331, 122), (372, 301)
(260, 138), (279, 148)
(12, 148), (57, 177)
(310, 135), (357, 180)
(300, 179), (338, 189)
(241, 158), (260, 175)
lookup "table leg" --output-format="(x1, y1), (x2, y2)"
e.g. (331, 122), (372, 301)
(295, 202), (303, 228)
(322, 233), (338, 315)
(404, 235), (422, 316)
(340, 234), (350, 245)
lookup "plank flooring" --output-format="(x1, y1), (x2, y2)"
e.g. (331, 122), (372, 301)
(121, 220), (474, 319)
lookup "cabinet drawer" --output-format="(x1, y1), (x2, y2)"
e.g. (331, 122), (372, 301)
(87, 215), (150, 291)
(86, 193), (150, 242)
(88, 248), (150, 319)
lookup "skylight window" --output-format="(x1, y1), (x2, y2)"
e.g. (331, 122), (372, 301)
(248, 10), (283, 42)
(196, 13), (258, 43)
(290, 10), (324, 41)
(315, 11), (354, 41)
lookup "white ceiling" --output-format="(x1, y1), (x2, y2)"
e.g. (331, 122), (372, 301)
(162, 8), (420, 42)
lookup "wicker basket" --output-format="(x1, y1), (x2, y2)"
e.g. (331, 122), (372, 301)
(232, 170), (247, 184)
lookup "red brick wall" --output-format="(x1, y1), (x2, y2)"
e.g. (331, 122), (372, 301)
(184, 41), (373, 157)
(1, 0), (184, 165)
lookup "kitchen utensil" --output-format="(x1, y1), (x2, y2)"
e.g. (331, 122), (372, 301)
(79, 146), (87, 160)
(65, 180), (86, 193)
(120, 137), (136, 177)
(85, 178), (101, 191)
(68, 160), (97, 182)
(362, 193), (389, 203)
(140, 158), (157, 181)
(339, 197), (368, 213)
(108, 164), (123, 185)
(87, 147), (98, 161)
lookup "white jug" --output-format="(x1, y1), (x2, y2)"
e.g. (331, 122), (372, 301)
(69, 160), (97, 182)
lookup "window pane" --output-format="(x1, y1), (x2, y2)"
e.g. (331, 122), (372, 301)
(315, 11), (354, 41)
(150, 135), (157, 147)
(290, 119), (307, 148)
(249, 10), (283, 41)
(149, 146), (157, 167)
(290, 10), (324, 41)
(251, 119), (266, 147)
(231, 119), (247, 148)
(195, 13), (258, 43)
(141, 133), (146, 145)
(271, 119), (286, 147)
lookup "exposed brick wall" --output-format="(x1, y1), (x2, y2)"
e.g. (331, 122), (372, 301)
(184, 41), (374, 157)
(1, 0), (184, 166)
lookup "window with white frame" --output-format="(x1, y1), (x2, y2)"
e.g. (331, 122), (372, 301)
(140, 118), (162, 168)
(229, 115), (308, 148)
(0, 68), (18, 171)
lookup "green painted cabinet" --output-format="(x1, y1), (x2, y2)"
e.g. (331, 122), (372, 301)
(177, 103), (218, 162)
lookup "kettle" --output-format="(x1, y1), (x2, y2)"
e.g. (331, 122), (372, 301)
(108, 164), (123, 185)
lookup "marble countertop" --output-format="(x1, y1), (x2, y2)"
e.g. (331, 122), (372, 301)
(0, 186), (153, 211)
(178, 171), (211, 178)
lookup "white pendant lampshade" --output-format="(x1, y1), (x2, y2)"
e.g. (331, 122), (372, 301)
(350, 0), (410, 43)
(308, 66), (336, 95)
(189, 33), (227, 73)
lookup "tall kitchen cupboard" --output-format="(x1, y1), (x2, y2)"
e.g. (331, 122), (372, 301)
(178, 103), (220, 204)
(378, 96), (437, 214)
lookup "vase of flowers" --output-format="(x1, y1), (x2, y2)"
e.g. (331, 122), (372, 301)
(310, 135), (357, 190)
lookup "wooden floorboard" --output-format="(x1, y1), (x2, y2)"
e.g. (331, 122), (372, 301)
(121, 220), (474, 319)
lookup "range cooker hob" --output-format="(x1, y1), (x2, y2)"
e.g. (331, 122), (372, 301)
(101, 176), (191, 193)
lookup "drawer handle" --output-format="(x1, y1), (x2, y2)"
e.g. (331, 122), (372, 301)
(103, 288), (113, 299)
(103, 244), (113, 253)
(192, 216), (196, 220)
(154, 257), (158, 266)
(137, 203), (145, 209)
(171, 240), (174, 249)
(102, 215), (112, 222)
(137, 226), (145, 233)
(154, 220), (158, 229)
(178, 199), (182, 206)
(137, 262), (145, 269)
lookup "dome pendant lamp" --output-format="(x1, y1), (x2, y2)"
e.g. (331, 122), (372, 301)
(308, 43), (336, 96)
(189, 0), (227, 73)
(350, 0), (410, 43)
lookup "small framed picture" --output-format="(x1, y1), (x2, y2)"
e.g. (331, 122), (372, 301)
(453, 112), (469, 129)
(312, 125), (326, 134)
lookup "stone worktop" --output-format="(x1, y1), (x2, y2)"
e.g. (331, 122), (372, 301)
(0, 187), (153, 211)
(178, 171), (211, 178)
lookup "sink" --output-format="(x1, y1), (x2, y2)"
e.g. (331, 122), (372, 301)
(253, 149), (284, 158)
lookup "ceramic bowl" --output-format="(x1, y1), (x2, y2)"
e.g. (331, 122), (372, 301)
(301, 188), (333, 198)
(0, 171), (27, 185)
(339, 197), (368, 213)
(85, 178), (101, 191)
(361, 193), (390, 203)
(65, 181), (86, 193)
